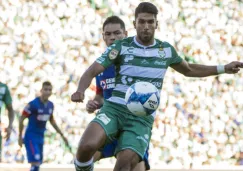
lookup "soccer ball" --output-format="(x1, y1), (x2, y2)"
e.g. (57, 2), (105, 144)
(125, 81), (160, 116)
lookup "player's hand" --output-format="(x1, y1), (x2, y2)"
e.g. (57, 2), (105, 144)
(5, 126), (12, 140)
(225, 61), (243, 74)
(71, 91), (84, 103)
(86, 100), (100, 113)
(18, 137), (23, 148)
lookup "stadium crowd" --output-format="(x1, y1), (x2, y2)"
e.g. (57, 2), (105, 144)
(0, 0), (243, 168)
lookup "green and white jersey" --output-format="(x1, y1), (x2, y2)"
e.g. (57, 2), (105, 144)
(0, 82), (12, 108)
(96, 36), (182, 117)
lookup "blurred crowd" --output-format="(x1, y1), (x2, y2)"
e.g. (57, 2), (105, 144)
(0, 0), (243, 168)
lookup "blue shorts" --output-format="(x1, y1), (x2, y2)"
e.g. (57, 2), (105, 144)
(24, 138), (44, 163)
(101, 140), (150, 170)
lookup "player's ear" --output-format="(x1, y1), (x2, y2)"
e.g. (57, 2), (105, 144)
(102, 32), (105, 41)
(125, 30), (128, 37)
(155, 21), (158, 29)
(133, 20), (136, 28)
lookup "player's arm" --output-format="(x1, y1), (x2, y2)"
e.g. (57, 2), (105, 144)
(86, 78), (104, 113)
(71, 62), (106, 103)
(4, 86), (14, 140)
(171, 60), (243, 77)
(49, 114), (70, 147)
(72, 40), (121, 103)
(19, 103), (33, 147)
(18, 115), (27, 147)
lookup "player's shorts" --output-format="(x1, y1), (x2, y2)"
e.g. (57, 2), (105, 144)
(24, 136), (44, 163)
(101, 141), (151, 170)
(92, 100), (154, 161)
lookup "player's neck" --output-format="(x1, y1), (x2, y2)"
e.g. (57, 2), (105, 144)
(40, 96), (48, 104)
(135, 36), (155, 47)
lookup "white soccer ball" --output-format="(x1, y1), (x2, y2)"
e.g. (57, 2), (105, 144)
(125, 81), (160, 116)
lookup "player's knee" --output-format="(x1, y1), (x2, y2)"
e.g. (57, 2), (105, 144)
(115, 150), (140, 171)
(77, 142), (97, 159)
(30, 163), (40, 171)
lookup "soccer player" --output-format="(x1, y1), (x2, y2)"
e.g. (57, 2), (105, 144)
(18, 81), (70, 171)
(0, 82), (14, 162)
(86, 16), (150, 171)
(71, 2), (243, 171)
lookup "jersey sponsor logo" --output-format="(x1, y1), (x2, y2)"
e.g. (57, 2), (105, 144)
(136, 80), (161, 88)
(97, 113), (111, 125)
(100, 78), (115, 89)
(38, 109), (44, 113)
(37, 114), (50, 121)
(154, 60), (166, 66)
(121, 76), (133, 85)
(141, 59), (149, 65)
(109, 49), (119, 60)
(127, 47), (134, 53)
(0, 87), (6, 94)
(124, 55), (134, 62)
(136, 135), (149, 145)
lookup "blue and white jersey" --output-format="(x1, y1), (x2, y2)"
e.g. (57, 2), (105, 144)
(22, 97), (54, 142)
(95, 65), (116, 100)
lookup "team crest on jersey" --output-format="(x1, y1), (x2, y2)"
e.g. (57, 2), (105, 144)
(109, 49), (118, 60)
(158, 48), (166, 59)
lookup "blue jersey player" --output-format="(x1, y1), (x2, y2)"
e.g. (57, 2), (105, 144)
(85, 16), (150, 171)
(18, 81), (70, 171)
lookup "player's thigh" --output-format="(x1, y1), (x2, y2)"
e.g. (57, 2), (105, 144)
(78, 122), (107, 150)
(115, 116), (152, 160)
(92, 104), (121, 143)
(24, 139), (42, 163)
(115, 149), (140, 170)
(133, 161), (146, 171)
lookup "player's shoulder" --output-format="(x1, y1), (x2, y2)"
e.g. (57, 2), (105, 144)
(0, 82), (8, 88)
(29, 97), (39, 105)
(155, 39), (174, 48)
(48, 100), (54, 107)
(112, 37), (134, 46)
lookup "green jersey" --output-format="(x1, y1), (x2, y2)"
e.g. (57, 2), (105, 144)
(96, 36), (182, 117)
(0, 82), (12, 108)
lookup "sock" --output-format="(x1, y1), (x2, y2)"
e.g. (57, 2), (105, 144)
(74, 158), (94, 171)
(30, 165), (39, 171)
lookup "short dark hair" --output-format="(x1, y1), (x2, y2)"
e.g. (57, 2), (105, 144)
(42, 81), (52, 88)
(135, 2), (158, 19)
(102, 16), (126, 31)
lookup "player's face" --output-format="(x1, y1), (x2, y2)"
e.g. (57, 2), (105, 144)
(41, 85), (52, 101)
(134, 13), (158, 45)
(103, 23), (127, 46)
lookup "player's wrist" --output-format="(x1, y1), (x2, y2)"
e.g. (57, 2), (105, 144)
(217, 65), (225, 74)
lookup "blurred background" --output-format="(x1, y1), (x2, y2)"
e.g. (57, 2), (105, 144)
(0, 0), (243, 169)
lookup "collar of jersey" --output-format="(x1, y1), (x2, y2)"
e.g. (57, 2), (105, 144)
(133, 36), (156, 48)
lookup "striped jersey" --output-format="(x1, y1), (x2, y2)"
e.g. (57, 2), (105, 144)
(96, 36), (182, 117)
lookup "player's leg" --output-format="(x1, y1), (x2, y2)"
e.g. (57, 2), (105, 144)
(75, 104), (120, 171)
(114, 114), (153, 171)
(94, 140), (117, 162)
(114, 149), (140, 171)
(24, 139), (42, 171)
(75, 122), (106, 170)
(93, 151), (102, 162)
(132, 161), (146, 171)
